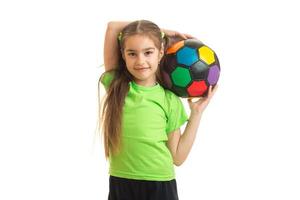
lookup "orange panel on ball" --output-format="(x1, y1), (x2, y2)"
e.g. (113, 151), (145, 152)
(167, 41), (184, 54)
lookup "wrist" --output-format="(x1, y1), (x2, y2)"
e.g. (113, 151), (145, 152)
(189, 111), (203, 119)
(107, 21), (131, 32)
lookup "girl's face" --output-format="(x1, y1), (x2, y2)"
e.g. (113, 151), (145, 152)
(122, 34), (163, 87)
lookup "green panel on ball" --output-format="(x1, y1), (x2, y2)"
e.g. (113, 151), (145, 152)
(171, 66), (191, 87)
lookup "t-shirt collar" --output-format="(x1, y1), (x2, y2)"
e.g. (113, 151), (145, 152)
(131, 81), (160, 91)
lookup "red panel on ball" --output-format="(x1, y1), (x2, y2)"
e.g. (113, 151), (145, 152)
(187, 80), (208, 96)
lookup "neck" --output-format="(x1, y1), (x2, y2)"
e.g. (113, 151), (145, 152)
(134, 79), (157, 87)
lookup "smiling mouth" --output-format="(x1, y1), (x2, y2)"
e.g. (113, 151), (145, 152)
(135, 67), (150, 70)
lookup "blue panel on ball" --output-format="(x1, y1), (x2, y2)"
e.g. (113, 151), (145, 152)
(177, 47), (198, 66)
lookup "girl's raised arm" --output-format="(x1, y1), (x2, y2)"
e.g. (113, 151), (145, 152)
(103, 21), (130, 72)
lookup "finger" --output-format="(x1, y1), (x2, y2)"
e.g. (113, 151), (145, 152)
(188, 97), (202, 104)
(187, 98), (193, 106)
(204, 86), (213, 100)
(195, 97), (206, 104)
(185, 33), (197, 39)
(208, 85), (213, 95)
(208, 85), (218, 99)
(211, 85), (218, 95)
(178, 32), (187, 39)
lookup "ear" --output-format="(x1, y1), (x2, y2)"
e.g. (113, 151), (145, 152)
(159, 43), (165, 60)
(121, 51), (126, 61)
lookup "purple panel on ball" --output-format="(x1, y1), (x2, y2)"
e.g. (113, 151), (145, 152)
(207, 65), (220, 85)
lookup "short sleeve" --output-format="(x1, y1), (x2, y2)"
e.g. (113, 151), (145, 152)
(166, 92), (189, 134)
(100, 71), (115, 90)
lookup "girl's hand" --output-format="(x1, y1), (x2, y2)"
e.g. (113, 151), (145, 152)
(187, 85), (218, 115)
(163, 29), (196, 40)
(162, 29), (197, 47)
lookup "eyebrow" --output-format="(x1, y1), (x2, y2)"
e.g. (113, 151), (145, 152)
(125, 47), (155, 52)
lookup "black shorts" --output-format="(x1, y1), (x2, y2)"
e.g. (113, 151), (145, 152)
(108, 175), (179, 200)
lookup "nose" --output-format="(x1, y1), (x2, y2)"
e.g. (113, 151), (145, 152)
(136, 54), (145, 65)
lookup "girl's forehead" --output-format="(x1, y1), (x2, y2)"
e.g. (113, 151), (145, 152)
(124, 35), (156, 50)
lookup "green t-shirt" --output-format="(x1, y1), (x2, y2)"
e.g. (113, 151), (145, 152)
(101, 71), (188, 181)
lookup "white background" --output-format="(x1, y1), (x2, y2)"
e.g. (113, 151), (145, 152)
(0, 0), (299, 199)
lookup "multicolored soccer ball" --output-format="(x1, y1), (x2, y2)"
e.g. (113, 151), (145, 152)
(161, 39), (220, 97)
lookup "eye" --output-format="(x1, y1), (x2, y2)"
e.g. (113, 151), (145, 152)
(144, 51), (153, 56)
(127, 52), (136, 57)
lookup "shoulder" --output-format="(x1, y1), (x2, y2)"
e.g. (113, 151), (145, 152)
(100, 70), (116, 83)
(160, 88), (185, 112)
(162, 88), (188, 133)
(163, 88), (181, 103)
(100, 70), (116, 89)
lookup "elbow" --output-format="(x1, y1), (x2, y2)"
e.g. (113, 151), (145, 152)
(174, 159), (184, 167)
(106, 21), (117, 30)
(172, 153), (185, 166)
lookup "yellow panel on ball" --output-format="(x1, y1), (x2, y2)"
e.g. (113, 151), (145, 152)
(198, 46), (215, 65)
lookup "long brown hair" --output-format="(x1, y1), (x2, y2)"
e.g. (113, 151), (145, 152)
(97, 20), (169, 158)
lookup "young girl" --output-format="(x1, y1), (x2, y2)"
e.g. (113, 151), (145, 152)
(98, 20), (218, 200)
